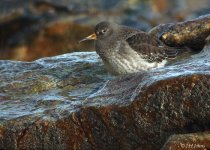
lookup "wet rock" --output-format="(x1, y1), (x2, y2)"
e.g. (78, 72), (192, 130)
(161, 132), (210, 150)
(0, 52), (110, 118)
(82, 45), (210, 149)
(149, 14), (210, 50)
(0, 52), (111, 149)
(1, 42), (210, 149)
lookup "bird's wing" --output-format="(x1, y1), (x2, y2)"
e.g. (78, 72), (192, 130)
(126, 32), (162, 46)
(126, 32), (178, 63)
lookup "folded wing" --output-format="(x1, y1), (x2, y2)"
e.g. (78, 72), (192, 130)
(126, 33), (178, 63)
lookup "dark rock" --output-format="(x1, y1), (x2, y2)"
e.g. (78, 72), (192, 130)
(161, 132), (210, 150)
(1, 1), (210, 61)
(0, 14), (40, 47)
(33, 1), (73, 14)
(1, 3), (210, 149)
(0, 0), (125, 15)
(0, 18), (94, 61)
(149, 14), (210, 50)
(1, 41), (210, 149)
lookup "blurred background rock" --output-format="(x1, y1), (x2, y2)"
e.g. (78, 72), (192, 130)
(0, 0), (210, 61)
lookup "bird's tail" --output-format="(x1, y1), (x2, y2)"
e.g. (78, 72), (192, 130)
(165, 46), (194, 65)
(164, 46), (192, 59)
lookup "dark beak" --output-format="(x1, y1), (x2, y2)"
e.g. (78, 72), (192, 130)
(79, 33), (97, 43)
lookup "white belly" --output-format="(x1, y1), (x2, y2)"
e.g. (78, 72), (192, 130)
(103, 48), (167, 75)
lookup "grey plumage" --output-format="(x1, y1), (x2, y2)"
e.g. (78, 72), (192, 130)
(80, 21), (180, 75)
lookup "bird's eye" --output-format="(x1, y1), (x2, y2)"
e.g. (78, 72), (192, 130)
(102, 29), (107, 33)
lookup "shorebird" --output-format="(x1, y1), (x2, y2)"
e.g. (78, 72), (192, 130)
(79, 21), (179, 75)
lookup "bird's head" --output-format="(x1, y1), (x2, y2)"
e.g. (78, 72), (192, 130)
(79, 21), (114, 43)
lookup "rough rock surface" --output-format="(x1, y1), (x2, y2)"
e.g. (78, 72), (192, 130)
(0, 52), (111, 149)
(161, 132), (210, 149)
(149, 14), (210, 50)
(1, 40), (210, 149)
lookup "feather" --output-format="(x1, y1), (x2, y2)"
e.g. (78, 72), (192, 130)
(126, 33), (178, 63)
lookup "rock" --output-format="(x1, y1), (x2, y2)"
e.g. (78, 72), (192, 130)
(1, 41), (210, 149)
(1, 1), (210, 61)
(82, 45), (210, 149)
(0, 1), (150, 61)
(0, 16), (94, 61)
(0, 52), (111, 149)
(0, 52), (110, 118)
(149, 14), (210, 50)
(161, 132), (210, 150)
